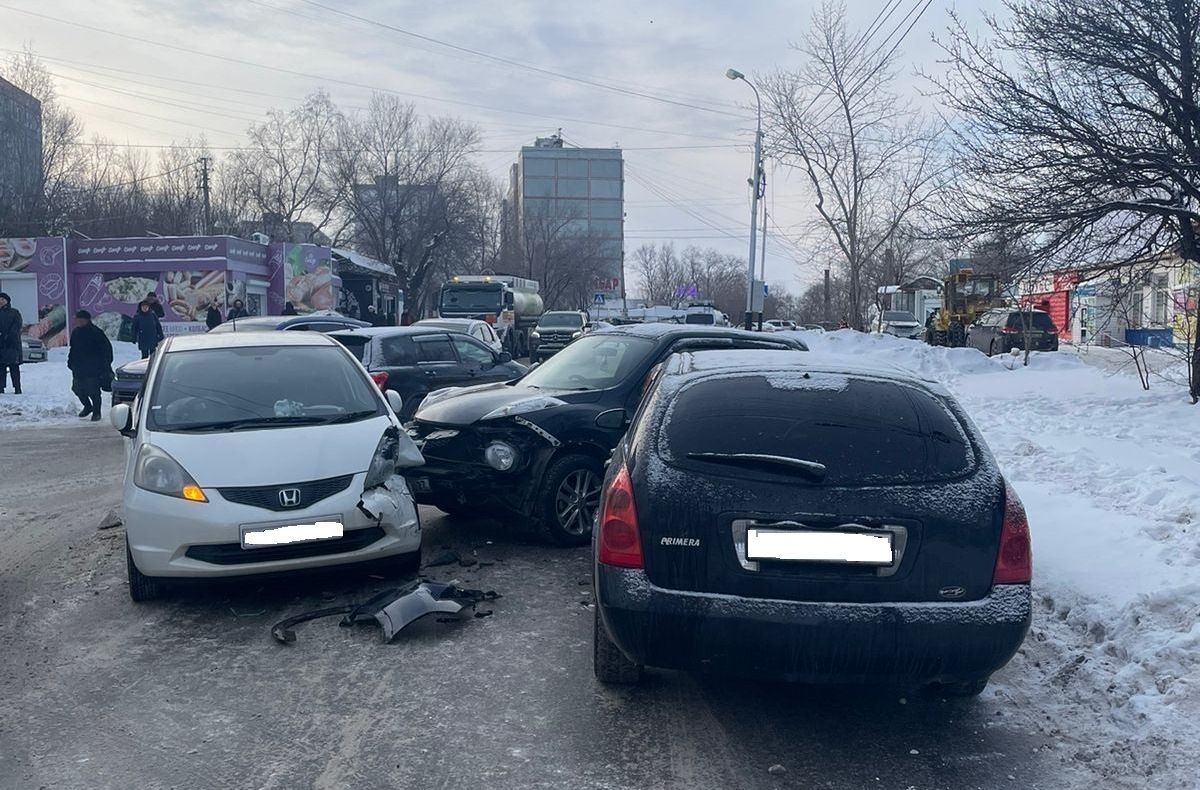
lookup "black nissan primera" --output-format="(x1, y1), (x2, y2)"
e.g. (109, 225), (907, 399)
(592, 349), (1032, 696)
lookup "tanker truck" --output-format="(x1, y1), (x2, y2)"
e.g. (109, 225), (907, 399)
(438, 274), (545, 357)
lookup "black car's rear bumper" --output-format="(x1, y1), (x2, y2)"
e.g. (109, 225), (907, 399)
(110, 381), (141, 405)
(596, 566), (1031, 684)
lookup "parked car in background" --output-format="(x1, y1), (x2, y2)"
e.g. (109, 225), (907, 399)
(967, 309), (1060, 356)
(592, 350), (1032, 695)
(529, 311), (588, 363)
(111, 331), (424, 601)
(329, 326), (525, 420)
(800, 324), (827, 333)
(21, 334), (46, 363)
(765, 319), (797, 331)
(407, 323), (807, 545)
(110, 313), (369, 406)
(878, 310), (924, 340)
(414, 317), (503, 354)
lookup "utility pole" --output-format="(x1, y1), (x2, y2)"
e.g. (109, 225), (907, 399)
(726, 68), (762, 331)
(758, 180), (767, 331)
(823, 267), (832, 323)
(198, 156), (212, 235)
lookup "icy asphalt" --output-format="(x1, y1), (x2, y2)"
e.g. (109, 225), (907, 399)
(0, 422), (1108, 790)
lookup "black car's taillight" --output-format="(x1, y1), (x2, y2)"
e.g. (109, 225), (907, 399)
(993, 481), (1032, 584)
(598, 465), (643, 569)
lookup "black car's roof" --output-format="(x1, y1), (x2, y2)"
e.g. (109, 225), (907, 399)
(327, 326), (450, 338)
(664, 349), (943, 392)
(594, 321), (807, 348)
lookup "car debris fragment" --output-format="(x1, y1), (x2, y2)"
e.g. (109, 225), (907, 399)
(271, 581), (500, 644)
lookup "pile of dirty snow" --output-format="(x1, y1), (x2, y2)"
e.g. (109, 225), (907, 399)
(0, 343), (140, 427)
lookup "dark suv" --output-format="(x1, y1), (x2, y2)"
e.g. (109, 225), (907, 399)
(592, 350), (1032, 694)
(967, 309), (1060, 356)
(407, 324), (807, 544)
(529, 311), (588, 363)
(329, 326), (526, 419)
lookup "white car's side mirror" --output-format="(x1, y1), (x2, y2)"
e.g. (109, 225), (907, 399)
(110, 403), (133, 434)
(385, 390), (404, 415)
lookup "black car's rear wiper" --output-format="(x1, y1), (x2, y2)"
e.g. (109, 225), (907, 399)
(686, 452), (827, 481)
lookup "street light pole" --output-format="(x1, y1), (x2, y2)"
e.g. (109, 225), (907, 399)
(727, 68), (763, 331)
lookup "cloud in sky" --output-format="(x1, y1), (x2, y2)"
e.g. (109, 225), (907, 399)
(1, 0), (987, 290)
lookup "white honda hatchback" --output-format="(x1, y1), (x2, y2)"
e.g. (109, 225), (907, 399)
(111, 332), (425, 601)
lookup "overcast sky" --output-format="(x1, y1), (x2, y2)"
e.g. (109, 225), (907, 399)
(1, 0), (989, 292)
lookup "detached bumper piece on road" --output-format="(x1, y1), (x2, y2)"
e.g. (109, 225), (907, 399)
(270, 581), (501, 644)
(597, 567), (1032, 684)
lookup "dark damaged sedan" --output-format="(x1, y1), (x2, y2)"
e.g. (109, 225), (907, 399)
(407, 324), (807, 544)
(592, 350), (1033, 694)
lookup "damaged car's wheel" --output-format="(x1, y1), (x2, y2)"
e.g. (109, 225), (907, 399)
(536, 454), (603, 546)
(593, 607), (642, 684)
(126, 536), (163, 603)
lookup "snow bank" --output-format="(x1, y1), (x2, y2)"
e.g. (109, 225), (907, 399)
(0, 343), (140, 427)
(797, 328), (1200, 786)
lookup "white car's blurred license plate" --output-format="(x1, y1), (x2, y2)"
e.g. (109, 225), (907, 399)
(746, 529), (893, 565)
(240, 520), (343, 549)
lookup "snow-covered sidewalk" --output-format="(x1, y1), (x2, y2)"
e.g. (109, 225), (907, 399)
(804, 330), (1200, 788)
(0, 343), (140, 427)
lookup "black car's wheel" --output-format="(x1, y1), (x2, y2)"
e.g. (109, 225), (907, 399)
(535, 454), (603, 546)
(927, 677), (989, 698)
(126, 536), (163, 603)
(593, 607), (643, 685)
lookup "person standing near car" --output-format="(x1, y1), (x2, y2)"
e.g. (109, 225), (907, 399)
(132, 300), (163, 359)
(68, 310), (113, 421)
(145, 291), (165, 319)
(281, 301), (298, 316)
(227, 299), (249, 320)
(0, 292), (22, 395)
(205, 301), (222, 330)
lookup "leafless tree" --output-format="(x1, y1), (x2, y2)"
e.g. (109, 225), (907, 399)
(516, 204), (611, 309)
(764, 1), (943, 330)
(229, 90), (341, 240)
(630, 243), (684, 305)
(327, 93), (481, 316)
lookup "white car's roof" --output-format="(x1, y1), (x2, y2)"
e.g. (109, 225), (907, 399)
(165, 331), (336, 351)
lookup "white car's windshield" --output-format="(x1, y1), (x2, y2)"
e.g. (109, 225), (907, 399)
(520, 335), (653, 391)
(147, 346), (382, 432)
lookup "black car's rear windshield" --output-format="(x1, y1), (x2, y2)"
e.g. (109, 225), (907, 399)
(333, 334), (368, 361)
(1006, 312), (1056, 330)
(662, 373), (975, 485)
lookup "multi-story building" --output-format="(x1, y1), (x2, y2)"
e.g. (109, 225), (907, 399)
(0, 75), (43, 233)
(502, 134), (624, 292)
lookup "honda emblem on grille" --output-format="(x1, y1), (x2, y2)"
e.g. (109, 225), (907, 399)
(278, 488), (302, 508)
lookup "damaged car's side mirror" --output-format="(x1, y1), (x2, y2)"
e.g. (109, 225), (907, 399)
(385, 390), (404, 415)
(595, 408), (628, 430)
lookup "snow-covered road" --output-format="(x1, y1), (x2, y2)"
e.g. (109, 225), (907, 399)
(806, 330), (1200, 788)
(0, 342), (140, 425)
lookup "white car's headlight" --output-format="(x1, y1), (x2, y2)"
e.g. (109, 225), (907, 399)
(133, 444), (207, 502)
(480, 396), (566, 421)
(484, 441), (518, 471)
(364, 429), (400, 489)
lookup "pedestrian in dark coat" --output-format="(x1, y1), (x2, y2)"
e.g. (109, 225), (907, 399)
(131, 301), (164, 359)
(227, 299), (249, 320)
(281, 301), (298, 316)
(0, 292), (22, 394)
(145, 291), (166, 319)
(68, 310), (113, 421)
(205, 303), (222, 331)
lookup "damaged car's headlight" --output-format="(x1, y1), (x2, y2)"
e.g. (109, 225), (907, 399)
(364, 428), (401, 489)
(484, 441), (518, 471)
(133, 444), (207, 502)
(480, 396), (566, 421)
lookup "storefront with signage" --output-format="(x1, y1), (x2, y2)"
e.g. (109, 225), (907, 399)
(0, 235), (339, 346)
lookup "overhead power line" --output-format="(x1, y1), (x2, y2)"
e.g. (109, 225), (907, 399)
(295, 0), (748, 119)
(0, 7), (741, 142)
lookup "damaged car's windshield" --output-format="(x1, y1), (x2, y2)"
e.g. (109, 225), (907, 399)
(147, 346), (383, 432)
(519, 335), (653, 391)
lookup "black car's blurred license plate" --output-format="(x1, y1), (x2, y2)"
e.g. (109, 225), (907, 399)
(746, 528), (893, 565)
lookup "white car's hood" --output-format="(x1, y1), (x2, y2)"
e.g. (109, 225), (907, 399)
(147, 415), (409, 487)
